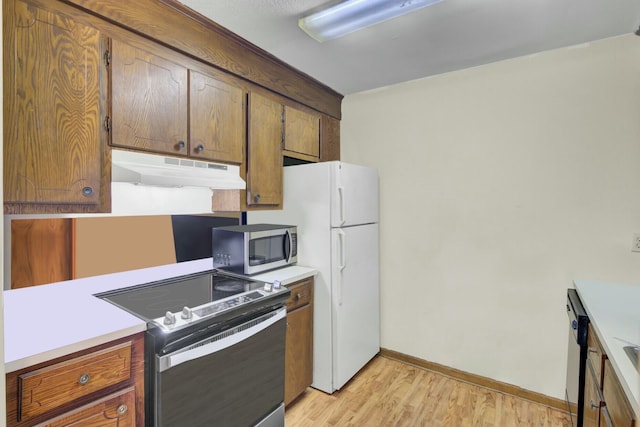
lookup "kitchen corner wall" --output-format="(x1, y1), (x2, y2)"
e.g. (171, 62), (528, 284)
(341, 34), (640, 400)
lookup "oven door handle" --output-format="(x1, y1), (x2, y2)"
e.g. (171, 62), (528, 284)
(157, 307), (286, 372)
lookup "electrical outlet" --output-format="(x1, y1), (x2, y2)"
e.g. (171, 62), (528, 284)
(632, 233), (640, 252)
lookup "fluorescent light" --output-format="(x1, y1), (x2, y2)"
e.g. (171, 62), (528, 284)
(299, 0), (442, 42)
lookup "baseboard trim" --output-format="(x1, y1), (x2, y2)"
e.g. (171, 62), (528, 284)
(379, 348), (569, 412)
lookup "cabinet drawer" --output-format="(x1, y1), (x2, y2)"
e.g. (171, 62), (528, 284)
(587, 324), (606, 386)
(286, 279), (313, 312)
(34, 386), (136, 427)
(19, 342), (132, 421)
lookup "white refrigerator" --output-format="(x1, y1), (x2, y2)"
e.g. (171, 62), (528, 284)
(248, 161), (380, 393)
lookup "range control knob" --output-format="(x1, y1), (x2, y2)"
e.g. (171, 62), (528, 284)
(273, 280), (282, 290)
(181, 307), (193, 320)
(263, 282), (273, 292)
(164, 311), (176, 326)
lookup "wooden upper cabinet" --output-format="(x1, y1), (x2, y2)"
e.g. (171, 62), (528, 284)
(283, 105), (320, 161)
(190, 70), (244, 164)
(110, 38), (188, 156)
(246, 92), (283, 207)
(110, 38), (246, 164)
(3, 0), (109, 213)
(320, 115), (341, 161)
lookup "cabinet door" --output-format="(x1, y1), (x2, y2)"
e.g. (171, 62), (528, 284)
(284, 105), (320, 159)
(190, 70), (244, 163)
(246, 92), (283, 206)
(111, 39), (188, 155)
(583, 360), (602, 427)
(35, 387), (136, 427)
(285, 304), (313, 405)
(4, 0), (108, 212)
(602, 359), (635, 427)
(320, 115), (340, 161)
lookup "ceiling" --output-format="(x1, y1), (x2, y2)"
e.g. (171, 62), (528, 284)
(177, 0), (640, 95)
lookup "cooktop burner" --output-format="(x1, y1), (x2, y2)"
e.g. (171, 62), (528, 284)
(97, 270), (288, 332)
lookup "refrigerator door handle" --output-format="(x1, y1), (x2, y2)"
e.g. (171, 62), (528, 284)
(338, 229), (346, 272)
(338, 186), (346, 226)
(337, 229), (346, 306)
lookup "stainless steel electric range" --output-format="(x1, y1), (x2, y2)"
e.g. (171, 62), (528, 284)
(97, 269), (290, 427)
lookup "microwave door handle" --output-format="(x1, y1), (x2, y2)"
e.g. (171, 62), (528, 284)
(284, 230), (292, 262)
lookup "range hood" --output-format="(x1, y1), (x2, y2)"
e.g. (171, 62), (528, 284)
(112, 149), (245, 189)
(111, 149), (245, 215)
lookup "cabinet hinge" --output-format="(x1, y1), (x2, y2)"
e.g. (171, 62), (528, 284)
(104, 116), (111, 132)
(104, 50), (111, 67)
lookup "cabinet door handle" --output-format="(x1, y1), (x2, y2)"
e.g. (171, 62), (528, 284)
(78, 373), (90, 385)
(590, 400), (600, 409)
(117, 404), (128, 415)
(254, 194), (261, 203)
(194, 144), (204, 153)
(176, 140), (186, 150)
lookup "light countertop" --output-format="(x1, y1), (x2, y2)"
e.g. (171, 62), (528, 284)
(573, 279), (640, 417)
(4, 260), (316, 373)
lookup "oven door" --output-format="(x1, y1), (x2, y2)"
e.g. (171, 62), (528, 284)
(246, 229), (297, 274)
(154, 307), (286, 427)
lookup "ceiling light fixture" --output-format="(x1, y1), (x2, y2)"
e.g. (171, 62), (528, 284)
(299, 0), (442, 42)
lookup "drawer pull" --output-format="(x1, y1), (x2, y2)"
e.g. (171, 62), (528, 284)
(588, 347), (598, 354)
(78, 373), (90, 385)
(296, 293), (302, 301)
(117, 404), (128, 415)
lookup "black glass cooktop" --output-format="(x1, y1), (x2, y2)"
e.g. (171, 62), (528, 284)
(99, 270), (266, 321)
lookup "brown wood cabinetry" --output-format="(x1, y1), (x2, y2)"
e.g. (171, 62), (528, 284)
(111, 38), (245, 164)
(246, 92), (284, 207)
(584, 360), (604, 427)
(3, 0), (110, 214)
(602, 359), (635, 427)
(283, 105), (320, 162)
(4, 0), (341, 214)
(6, 333), (144, 427)
(284, 277), (314, 405)
(583, 324), (636, 427)
(320, 115), (341, 161)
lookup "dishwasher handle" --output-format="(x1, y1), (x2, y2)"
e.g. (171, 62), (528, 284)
(158, 307), (286, 372)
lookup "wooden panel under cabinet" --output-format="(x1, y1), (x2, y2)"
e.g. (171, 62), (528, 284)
(283, 105), (320, 161)
(6, 333), (144, 427)
(246, 91), (284, 207)
(284, 277), (314, 405)
(3, 0), (110, 214)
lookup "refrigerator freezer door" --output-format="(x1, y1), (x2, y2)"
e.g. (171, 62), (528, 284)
(331, 223), (380, 391)
(329, 162), (379, 228)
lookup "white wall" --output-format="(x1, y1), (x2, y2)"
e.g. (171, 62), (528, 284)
(341, 34), (640, 399)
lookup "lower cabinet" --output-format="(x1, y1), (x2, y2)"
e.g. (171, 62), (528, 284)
(35, 387), (136, 427)
(583, 324), (636, 427)
(284, 277), (314, 405)
(5, 333), (144, 427)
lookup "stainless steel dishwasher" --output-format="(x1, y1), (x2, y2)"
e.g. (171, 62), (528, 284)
(566, 288), (589, 427)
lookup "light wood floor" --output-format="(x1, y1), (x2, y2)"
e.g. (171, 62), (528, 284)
(285, 355), (572, 427)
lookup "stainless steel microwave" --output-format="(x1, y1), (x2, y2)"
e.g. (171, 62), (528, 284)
(211, 224), (297, 275)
